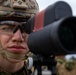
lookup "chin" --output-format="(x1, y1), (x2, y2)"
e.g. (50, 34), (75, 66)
(7, 57), (23, 63)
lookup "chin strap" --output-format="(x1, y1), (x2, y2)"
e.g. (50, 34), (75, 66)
(0, 44), (29, 60)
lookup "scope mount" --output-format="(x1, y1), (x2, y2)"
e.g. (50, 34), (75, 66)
(27, 55), (57, 75)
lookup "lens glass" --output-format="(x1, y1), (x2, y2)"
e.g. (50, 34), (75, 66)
(59, 22), (76, 50)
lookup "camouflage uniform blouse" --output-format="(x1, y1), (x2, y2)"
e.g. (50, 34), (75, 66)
(0, 61), (31, 75)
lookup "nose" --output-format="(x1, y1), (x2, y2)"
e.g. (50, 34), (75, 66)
(12, 29), (24, 43)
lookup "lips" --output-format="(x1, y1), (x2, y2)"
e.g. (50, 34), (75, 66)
(8, 45), (26, 53)
(9, 46), (25, 49)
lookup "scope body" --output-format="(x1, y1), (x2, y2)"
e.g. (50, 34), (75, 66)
(27, 17), (76, 56)
(27, 1), (76, 56)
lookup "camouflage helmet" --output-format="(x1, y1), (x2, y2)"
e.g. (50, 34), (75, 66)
(0, 0), (39, 21)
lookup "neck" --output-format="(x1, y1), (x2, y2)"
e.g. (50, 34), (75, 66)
(0, 55), (25, 73)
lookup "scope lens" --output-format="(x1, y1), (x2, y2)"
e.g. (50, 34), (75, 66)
(58, 22), (76, 50)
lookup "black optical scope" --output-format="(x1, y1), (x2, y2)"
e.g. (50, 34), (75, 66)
(27, 1), (76, 56)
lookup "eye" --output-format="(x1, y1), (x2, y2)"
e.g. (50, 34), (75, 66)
(2, 27), (12, 31)
(0, 25), (14, 32)
(2, 27), (11, 30)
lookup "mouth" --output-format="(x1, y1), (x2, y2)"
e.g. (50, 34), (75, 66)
(9, 45), (25, 48)
(0, 44), (28, 60)
(8, 46), (26, 53)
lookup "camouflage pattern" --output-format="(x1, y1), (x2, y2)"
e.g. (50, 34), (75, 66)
(56, 58), (76, 75)
(0, 61), (31, 75)
(0, 0), (39, 19)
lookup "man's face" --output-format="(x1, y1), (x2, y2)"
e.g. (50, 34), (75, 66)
(0, 21), (29, 61)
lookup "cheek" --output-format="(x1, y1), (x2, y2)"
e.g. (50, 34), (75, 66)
(0, 35), (11, 48)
